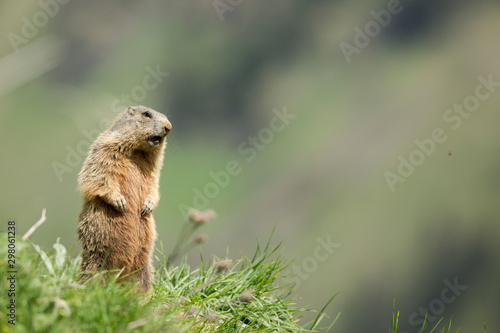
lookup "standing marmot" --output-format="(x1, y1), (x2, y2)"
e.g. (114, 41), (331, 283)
(77, 106), (172, 290)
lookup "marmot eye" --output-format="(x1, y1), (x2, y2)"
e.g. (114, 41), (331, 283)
(142, 111), (152, 118)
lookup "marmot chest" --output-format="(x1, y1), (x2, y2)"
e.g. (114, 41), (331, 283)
(118, 155), (154, 213)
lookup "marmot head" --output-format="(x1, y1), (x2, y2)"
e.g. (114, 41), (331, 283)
(110, 105), (172, 151)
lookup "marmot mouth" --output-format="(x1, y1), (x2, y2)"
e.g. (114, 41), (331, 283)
(149, 136), (164, 146)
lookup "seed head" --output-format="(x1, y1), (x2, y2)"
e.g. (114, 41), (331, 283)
(188, 209), (202, 223)
(195, 234), (209, 244)
(239, 289), (254, 303)
(188, 208), (217, 225)
(200, 209), (217, 221)
(215, 260), (232, 274)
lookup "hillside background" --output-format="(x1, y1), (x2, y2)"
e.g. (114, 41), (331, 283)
(1, 1), (499, 332)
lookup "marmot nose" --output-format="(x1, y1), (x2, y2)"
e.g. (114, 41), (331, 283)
(164, 121), (172, 135)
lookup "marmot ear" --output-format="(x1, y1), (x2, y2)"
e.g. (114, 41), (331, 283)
(127, 106), (136, 115)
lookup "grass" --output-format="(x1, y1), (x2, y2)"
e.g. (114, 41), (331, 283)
(0, 214), (487, 332)
(390, 299), (488, 333)
(0, 229), (338, 333)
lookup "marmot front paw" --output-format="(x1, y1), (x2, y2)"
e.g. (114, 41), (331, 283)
(141, 197), (155, 216)
(111, 194), (127, 212)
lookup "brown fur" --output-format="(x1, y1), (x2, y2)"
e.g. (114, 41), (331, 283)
(77, 106), (171, 290)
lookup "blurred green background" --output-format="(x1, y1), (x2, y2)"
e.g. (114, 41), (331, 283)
(1, 0), (500, 331)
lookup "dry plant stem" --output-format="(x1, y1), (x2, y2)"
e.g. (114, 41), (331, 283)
(22, 208), (47, 241)
(167, 222), (200, 267)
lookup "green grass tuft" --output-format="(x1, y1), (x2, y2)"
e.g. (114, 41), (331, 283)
(390, 299), (487, 333)
(0, 233), (489, 332)
(0, 234), (337, 332)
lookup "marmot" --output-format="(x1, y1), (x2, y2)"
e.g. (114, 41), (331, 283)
(77, 105), (172, 290)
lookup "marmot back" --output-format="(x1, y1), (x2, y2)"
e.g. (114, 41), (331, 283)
(77, 105), (172, 290)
